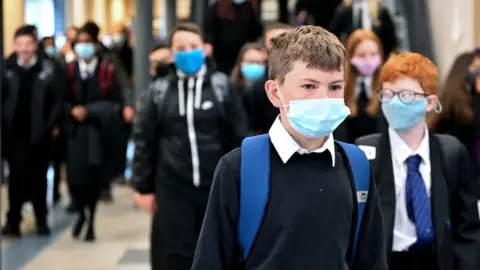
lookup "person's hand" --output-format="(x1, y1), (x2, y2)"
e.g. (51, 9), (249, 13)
(123, 106), (135, 123)
(297, 10), (308, 24)
(52, 127), (60, 137)
(72, 106), (87, 122)
(133, 192), (157, 214)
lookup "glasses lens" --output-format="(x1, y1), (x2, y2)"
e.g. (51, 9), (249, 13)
(399, 91), (415, 103)
(379, 90), (393, 102)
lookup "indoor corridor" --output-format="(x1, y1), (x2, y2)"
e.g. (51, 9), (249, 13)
(1, 185), (151, 270)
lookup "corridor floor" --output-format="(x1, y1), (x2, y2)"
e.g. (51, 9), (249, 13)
(1, 186), (151, 270)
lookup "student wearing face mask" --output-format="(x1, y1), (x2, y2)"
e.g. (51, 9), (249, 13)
(65, 28), (128, 242)
(2, 26), (65, 237)
(205, 0), (264, 75)
(192, 26), (386, 270)
(429, 49), (480, 182)
(131, 22), (249, 270)
(356, 52), (480, 270)
(230, 42), (266, 92)
(111, 23), (133, 79)
(344, 29), (384, 142)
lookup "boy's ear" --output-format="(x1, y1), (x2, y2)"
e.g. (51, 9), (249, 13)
(204, 43), (213, 57)
(426, 95), (438, 112)
(265, 80), (283, 108)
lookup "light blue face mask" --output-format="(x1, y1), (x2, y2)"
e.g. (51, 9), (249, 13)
(74, 43), (96, 60)
(174, 49), (205, 75)
(233, 0), (247, 4)
(278, 84), (351, 138)
(381, 96), (427, 131)
(44, 46), (56, 57)
(241, 63), (265, 81)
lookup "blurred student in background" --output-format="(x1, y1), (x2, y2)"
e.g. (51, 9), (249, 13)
(429, 48), (480, 182)
(230, 42), (267, 92)
(329, 0), (397, 58)
(344, 29), (384, 142)
(149, 43), (173, 79)
(205, 0), (263, 75)
(61, 26), (79, 63)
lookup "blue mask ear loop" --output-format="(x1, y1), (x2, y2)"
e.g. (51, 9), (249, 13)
(275, 82), (290, 115)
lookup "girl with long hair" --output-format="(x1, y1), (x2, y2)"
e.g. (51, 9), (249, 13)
(428, 49), (480, 175)
(230, 42), (266, 92)
(344, 29), (384, 142)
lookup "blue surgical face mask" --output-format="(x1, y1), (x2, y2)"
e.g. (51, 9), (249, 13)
(241, 63), (265, 81)
(44, 46), (56, 57)
(381, 96), (427, 131)
(278, 83), (351, 138)
(233, 0), (246, 4)
(174, 49), (205, 75)
(74, 43), (96, 60)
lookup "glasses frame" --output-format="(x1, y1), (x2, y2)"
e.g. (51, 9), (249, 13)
(379, 89), (429, 104)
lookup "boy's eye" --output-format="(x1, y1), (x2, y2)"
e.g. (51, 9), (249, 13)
(302, 84), (315, 90)
(329, 84), (342, 91)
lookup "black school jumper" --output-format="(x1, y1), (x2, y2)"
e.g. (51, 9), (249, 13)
(192, 143), (388, 270)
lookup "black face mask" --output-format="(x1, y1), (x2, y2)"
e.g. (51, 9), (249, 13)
(468, 71), (480, 93)
(155, 63), (171, 78)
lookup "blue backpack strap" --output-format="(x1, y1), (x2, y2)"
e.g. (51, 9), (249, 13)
(336, 141), (370, 265)
(238, 134), (271, 261)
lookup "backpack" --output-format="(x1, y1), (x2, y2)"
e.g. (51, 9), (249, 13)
(151, 72), (229, 121)
(238, 134), (371, 265)
(67, 60), (115, 96)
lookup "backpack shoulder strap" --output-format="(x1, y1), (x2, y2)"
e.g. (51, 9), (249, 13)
(238, 134), (271, 261)
(336, 141), (371, 265)
(99, 60), (115, 96)
(67, 62), (76, 93)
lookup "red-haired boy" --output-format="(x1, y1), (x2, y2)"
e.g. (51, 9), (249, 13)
(357, 52), (480, 270)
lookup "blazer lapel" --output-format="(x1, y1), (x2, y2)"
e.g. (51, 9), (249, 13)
(374, 132), (397, 254)
(429, 134), (449, 249)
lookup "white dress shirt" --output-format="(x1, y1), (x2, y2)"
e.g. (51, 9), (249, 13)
(388, 126), (432, 251)
(78, 57), (99, 80)
(17, 56), (38, 69)
(356, 76), (373, 99)
(268, 117), (336, 167)
(353, 2), (372, 31)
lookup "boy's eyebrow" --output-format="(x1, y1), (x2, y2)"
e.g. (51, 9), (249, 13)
(301, 78), (344, 84)
(329, 80), (344, 84)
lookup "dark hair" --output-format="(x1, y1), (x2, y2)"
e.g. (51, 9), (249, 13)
(428, 52), (475, 129)
(231, 42), (265, 87)
(168, 22), (204, 46)
(83, 21), (100, 41)
(14, 25), (36, 39)
(41, 36), (55, 44)
(72, 28), (94, 47)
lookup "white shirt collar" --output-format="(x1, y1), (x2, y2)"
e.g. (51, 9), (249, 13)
(78, 57), (99, 79)
(388, 125), (430, 169)
(268, 117), (336, 166)
(17, 55), (38, 68)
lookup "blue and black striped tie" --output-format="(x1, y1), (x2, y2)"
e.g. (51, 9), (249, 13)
(405, 155), (435, 249)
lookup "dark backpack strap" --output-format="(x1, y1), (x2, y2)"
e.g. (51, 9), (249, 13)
(67, 62), (76, 93)
(336, 141), (371, 266)
(99, 60), (115, 96)
(238, 134), (271, 261)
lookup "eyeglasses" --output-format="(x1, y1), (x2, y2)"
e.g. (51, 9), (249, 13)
(378, 89), (428, 104)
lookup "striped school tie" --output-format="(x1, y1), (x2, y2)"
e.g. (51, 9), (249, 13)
(405, 154), (435, 249)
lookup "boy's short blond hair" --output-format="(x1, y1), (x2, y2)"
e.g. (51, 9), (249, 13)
(268, 26), (346, 84)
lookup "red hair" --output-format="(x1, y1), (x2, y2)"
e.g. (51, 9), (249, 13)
(345, 29), (384, 117)
(382, 52), (438, 95)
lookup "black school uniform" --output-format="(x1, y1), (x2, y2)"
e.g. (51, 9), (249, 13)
(356, 130), (480, 270)
(345, 78), (387, 143)
(2, 54), (64, 232)
(192, 118), (388, 270)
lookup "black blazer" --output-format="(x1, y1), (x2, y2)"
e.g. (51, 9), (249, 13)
(356, 132), (480, 270)
(329, 4), (397, 57)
